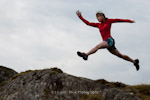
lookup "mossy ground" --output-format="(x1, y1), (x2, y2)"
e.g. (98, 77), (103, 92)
(79, 93), (103, 100)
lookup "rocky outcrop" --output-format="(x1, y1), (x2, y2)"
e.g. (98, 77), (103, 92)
(0, 67), (140, 100)
(0, 66), (18, 83)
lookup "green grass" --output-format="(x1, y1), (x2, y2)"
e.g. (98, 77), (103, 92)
(10, 67), (63, 80)
(95, 79), (150, 100)
(126, 84), (150, 100)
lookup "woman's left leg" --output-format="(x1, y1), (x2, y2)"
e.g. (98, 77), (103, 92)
(110, 49), (140, 71)
(110, 49), (135, 63)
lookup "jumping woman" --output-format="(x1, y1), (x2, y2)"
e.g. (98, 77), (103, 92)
(76, 10), (140, 71)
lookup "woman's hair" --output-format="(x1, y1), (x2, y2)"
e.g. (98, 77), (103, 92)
(96, 11), (108, 20)
(96, 11), (106, 18)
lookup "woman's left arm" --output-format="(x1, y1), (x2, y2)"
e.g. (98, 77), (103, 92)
(109, 19), (135, 23)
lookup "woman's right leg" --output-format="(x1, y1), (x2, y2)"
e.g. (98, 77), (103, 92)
(86, 41), (109, 56)
(77, 41), (109, 60)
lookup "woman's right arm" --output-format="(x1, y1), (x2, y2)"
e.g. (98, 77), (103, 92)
(76, 10), (98, 27)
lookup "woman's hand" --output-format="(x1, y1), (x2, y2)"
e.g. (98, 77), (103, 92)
(131, 20), (135, 23)
(76, 10), (81, 16)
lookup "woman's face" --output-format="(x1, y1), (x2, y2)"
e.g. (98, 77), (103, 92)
(96, 14), (105, 22)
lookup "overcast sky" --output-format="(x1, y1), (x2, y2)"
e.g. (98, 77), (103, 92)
(0, 0), (150, 85)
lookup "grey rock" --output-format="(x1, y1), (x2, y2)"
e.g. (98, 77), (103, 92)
(0, 66), (18, 83)
(0, 67), (140, 100)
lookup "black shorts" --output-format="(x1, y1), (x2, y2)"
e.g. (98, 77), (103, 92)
(105, 38), (116, 52)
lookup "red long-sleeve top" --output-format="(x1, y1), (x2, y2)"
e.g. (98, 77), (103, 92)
(79, 15), (134, 41)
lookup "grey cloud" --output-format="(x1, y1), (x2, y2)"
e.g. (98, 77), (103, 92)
(0, 0), (150, 85)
